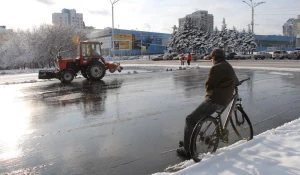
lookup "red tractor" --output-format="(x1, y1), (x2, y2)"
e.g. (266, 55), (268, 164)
(38, 42), (123, 83)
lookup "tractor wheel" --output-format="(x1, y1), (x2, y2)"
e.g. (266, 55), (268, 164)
(81, 69), (88, 79)
(87, 62), (106, 80)
(60, 70), (74, 84)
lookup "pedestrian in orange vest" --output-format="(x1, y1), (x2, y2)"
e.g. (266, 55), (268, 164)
(187, 52), (192, 65)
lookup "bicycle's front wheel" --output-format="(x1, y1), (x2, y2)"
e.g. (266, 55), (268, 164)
(189, 116), (220, 162)
(230, 106), (253, 141)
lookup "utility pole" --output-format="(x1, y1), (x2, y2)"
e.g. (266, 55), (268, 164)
(242, 0), (265, 34)
(110, 0), (119, 60)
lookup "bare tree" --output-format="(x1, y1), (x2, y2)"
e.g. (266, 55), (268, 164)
(0, 24), (88, 69)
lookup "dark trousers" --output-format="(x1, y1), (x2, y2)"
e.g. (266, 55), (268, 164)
(187, 60), (191, 65)
(184, 99), (224, 153)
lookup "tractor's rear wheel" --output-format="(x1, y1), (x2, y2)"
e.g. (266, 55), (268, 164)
(60, 70), (74, 84)
(87, 62), (106, 80)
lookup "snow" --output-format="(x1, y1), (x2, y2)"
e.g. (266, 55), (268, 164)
(269, 72), (293, 76)
(153, 117), (300, 175)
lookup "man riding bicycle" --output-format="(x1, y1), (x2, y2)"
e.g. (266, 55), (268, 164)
(177, 48), (240, 158)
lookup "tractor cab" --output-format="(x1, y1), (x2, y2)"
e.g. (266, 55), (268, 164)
(78, 42), (104, 65)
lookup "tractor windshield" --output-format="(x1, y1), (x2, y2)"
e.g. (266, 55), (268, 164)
(82, 44), (91, 57)
(92, 44), (101, 56)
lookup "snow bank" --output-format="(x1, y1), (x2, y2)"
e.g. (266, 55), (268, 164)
(122, 64), (300, 72)
(153, 117), (300, 175)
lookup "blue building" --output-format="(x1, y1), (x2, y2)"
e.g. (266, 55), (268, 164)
(86, 28), (171, 56)
(86, 28), (297, 55)
(254, 35), (296, 51)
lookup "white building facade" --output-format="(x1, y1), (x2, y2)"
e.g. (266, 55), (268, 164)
(179, 10), (214, 31)
(52, 9), (84, 29)
(283, 15), (300, 37)
(297, 34), (300, 48)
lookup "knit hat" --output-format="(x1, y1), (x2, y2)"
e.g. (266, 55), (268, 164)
(207, 48), (226, 60)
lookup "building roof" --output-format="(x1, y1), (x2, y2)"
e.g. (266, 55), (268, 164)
(255, 35), (296, 42)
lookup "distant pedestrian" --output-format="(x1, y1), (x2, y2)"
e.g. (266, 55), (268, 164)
(180, 54), (185, 65)
(187, 52), (192, 65)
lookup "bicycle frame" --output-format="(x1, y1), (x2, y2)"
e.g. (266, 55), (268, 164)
(215, 87), (240, 135)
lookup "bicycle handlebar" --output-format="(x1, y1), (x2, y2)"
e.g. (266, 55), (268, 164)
(239, 78), (250, 85)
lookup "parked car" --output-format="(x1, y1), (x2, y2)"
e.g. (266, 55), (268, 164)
(253, 52), (272, 60)
(234, 53), (252, 60)
(195, 53), (209, 61)
(163, 54), (171, 60)
(152, 55), (164, 61)
(121, 56), (130, 60)
(128, 56), (139, 60)
(272, 50), (289, 59)
(203, 54), (212, 60)
(288, 51), (300, 60)
(226, 52), (237, 60)
(173, 54), (181, 60)
(163, 53), (177, 60)
(191, 53), (197, 60)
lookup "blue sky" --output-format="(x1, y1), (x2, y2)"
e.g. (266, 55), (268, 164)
(1, 0), (300, 35)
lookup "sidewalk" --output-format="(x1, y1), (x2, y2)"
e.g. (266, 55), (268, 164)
(153, 117), (300, 175)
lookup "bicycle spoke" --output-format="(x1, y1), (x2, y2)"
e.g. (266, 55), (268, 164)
(202, 121), (213, 134)
(231, 107), (253, 141)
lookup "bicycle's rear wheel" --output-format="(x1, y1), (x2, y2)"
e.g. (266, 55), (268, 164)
(189, 116), (220, 162)
(230, 106), (253, 141)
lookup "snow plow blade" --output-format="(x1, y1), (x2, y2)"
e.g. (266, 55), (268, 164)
(38, 70), (57, 79)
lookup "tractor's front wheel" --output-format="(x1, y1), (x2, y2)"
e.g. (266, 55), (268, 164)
(87, 62), (106, 80)
(60, 70), (74, 83)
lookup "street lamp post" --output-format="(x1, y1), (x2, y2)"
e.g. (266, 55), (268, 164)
(110, 0), (119, 60)
(242, 0), (265, 34)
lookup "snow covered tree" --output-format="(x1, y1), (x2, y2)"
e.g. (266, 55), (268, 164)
(0, 30), (32, 69)
(167, 25), (178, 53)
(221, 18), (227, 31)
(214, 27), (219, 32)
(168, 18), (199, 53)
(167, 18), (257, 55)
(0, 24), (87, 69)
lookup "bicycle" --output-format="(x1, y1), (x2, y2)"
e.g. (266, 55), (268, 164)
(189, 78), (253, 162)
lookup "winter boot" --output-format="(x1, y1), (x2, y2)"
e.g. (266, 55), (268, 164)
(176, 147), (191, 158)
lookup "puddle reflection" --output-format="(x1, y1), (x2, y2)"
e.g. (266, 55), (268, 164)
(40, 79), (123, 117)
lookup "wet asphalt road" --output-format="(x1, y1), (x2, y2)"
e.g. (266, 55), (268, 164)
(1, 64), (300, 175)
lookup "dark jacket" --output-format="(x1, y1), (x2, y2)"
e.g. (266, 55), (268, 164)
(205, 59), (239, 105)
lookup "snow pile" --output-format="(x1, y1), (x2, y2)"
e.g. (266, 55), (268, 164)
(153, 117), (300, 175)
